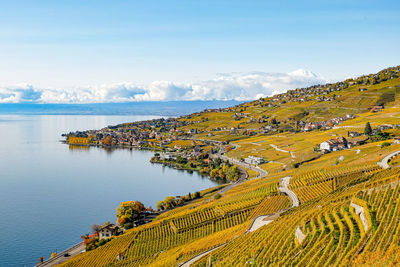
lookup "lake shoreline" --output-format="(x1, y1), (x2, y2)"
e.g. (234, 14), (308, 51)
(0, 115), (219, 267)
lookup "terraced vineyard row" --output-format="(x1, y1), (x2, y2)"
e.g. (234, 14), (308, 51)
(288, 164), (381, 204)
(61, 162), (400, 266)
(248, 195), (290, 219)
(61, 177), (286, 267)
(290, 163), (380, 188)
(192, 168), (400, 266)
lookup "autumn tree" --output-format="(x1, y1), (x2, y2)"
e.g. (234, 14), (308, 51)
(102, 135), (113, 146)
(116, 200), (146, 228)
(163, 196), (177, 209)
(156, 200), (164, 211)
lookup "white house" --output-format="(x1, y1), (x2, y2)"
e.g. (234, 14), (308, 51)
(320, 136), (348, 152)
(98, 223), (119, 240)
(244, 156), (265, 165)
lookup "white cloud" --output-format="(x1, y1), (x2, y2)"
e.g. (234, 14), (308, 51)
(0, 69), (326, 103)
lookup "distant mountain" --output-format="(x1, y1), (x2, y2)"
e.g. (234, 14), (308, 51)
(289, 68), (318, 78)
(0, 100), (242, 116)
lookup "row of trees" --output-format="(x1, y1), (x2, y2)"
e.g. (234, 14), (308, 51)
(200, 164), (239, 181)
(156, 192), (201, 211)
(152, 154), (240, 181)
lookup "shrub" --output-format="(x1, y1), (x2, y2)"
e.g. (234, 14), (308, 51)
(381, 142), (391, 148)
(214, 193), (222, 200)
(97, 239), (108, 246)
(193, 192), (201, 199)
(124, 222), (133, 229)
(86, 243), (96, 251)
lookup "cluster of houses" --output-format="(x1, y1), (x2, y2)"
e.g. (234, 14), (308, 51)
(302, 114), (356, 132)
(346, 66), (400, 86)
(233, 112), (248, 120)
(66, 117), (205, 148)
(249, 66), (400, 109)
(263, 81), (345, 106)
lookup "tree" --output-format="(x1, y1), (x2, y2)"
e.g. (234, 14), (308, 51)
(156, 200), (164, 211)
(116, 200), (146, 227)
(176, 198), (185, 206)
(103, 135), (113, 146)
(364, 122), (372, 136)
(163, 196), (176, 209)
(228, 165), (239, 181)
(91, 224), (102, 234)
(214, 158), (222, 167)
(210, 169), (218, 178)
(123, 222), (133, 229)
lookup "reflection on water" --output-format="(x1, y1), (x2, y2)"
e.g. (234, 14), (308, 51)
(0, 115), (218, 267)
(69, 144), (90, 151)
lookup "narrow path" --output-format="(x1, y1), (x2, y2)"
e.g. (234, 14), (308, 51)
(295, 226), (306, 244)
(269, 160), (287, 169)
(270, 144), (296, 159)
(350, 201), (369, 232)
(332, 125), (363, 129)
(279, 176), (300, 207)
(248, 212), (280, 232)
(180, 175), (301, 266)
(377, 149), (400, 169)
(179, 244), (226, 267)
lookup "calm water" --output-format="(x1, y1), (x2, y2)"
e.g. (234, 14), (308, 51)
(0, 115), (218, 267)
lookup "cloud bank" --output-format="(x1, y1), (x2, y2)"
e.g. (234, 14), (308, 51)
(0, 69), (326, 103)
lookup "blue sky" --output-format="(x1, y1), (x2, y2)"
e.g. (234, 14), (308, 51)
(0, 0), (399, 103)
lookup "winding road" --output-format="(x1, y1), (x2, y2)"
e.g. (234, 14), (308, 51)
(37, 243), (85, 267)
(181, 141), (400, 266)
(377, 149), (400, 169)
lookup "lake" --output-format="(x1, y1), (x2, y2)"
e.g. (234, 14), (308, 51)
(0, 115), (218, 267)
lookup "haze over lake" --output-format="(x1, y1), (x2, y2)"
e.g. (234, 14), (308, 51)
(0, 115), (218, 267)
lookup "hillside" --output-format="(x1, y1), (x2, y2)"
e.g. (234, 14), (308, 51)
(59, 65), (400, 266)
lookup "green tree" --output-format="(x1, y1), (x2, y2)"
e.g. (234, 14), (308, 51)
(364, 122), (372, 136)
